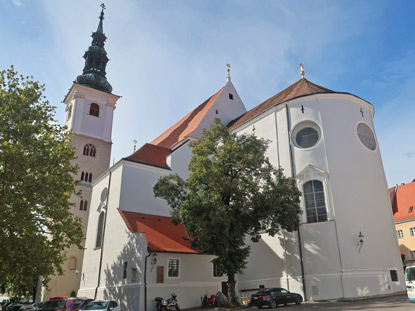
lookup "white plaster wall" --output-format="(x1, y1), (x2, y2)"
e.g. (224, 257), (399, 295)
(238, 232), (303, 295)
(167, 142), (193, 179)
(192, 81), (246, 139)
(64, 84), (119, 143)
(147, 253), (226, 310)
(233, 92), (405, 300)
(78, 164), (123, 299)
(118, 161), (171, 216)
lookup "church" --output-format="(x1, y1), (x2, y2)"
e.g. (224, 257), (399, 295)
(52, 7), (405, 310)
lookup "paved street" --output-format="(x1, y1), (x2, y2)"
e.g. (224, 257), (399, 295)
(196, 294), (414, 311)
(274, 294), (413, 310)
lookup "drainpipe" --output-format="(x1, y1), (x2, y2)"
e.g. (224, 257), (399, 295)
(144, 248), (152, 311)
(285, 104), (307, 300)
(94, 170), (112, 300)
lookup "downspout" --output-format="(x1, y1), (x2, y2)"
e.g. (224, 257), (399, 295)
(144, 249), (152, 311)
(285, 104), (307, 300)
(94, 170), (112, 300)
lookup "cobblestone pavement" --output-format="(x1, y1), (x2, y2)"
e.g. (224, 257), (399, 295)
(192, 294), (413, 311)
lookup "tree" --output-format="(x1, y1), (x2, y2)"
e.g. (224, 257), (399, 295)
(154, 118), (302, 305)
(0, 66), (84, 297)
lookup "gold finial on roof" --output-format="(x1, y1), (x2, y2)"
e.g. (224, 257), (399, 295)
(300, 63), (305, 79)
(133, 139), (137, 152)
(227, 64), (231, 82)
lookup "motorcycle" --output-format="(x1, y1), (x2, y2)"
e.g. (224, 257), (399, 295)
(155, 293), (180, 311)
(201, 293), (216, 308)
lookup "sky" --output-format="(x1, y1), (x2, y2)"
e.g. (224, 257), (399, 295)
(0, 0), (414, 187)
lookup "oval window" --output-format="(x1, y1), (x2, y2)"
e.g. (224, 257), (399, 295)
(357, 123), (376, 150)
(292, 121), (321, 149)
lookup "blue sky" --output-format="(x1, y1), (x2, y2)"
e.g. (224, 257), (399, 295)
(0, 0), (414, 187)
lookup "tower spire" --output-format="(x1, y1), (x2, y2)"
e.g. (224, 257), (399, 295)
(75, 4), (113, 93)
(227, 64), (231, 82)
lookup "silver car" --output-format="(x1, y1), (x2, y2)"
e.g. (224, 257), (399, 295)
(80, 300), (120, 311)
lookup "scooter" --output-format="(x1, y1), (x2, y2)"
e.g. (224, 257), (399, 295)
(201, 293), (216, 307)
(155, 293), (180, 311)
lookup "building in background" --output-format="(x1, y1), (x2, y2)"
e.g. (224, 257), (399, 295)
(42, 7), (120, 300)
(391, 181), (415, 269)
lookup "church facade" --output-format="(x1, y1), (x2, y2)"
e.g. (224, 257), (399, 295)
(57, 8), (404, 311)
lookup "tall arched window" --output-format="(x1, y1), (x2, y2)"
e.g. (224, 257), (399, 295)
(89, 103), (100, 117)
(81, 172), (84, 181)
(84, 200), (88, 211)
(96, 212), (105, 248)
(89, 173), (92, 183)
(90, 145), (96, 157)
(83, 144), (90, 155)
(303, 180), (327, 223)
(80, 200), (84, 211)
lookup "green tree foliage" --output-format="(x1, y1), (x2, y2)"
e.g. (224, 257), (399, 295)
(0, 66), (83, 297)
(154, 118), (302, 304)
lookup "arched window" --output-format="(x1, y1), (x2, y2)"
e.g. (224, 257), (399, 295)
(89, 173), (92, 183)
(68, 257), (77, 270)
(80, 200), (84, 210)
(67, 105), (72, 121)
(83, 144), (96, 157)
(89, 103), (100, 117)
(81, 172), (84, 181)
(303, 180), (327, 223)
(83, 145), (90, 155)
(84, 200), (88, 211)
(96, 212), (105, 248)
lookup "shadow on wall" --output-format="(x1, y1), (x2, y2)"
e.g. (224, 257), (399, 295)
(102, 230), (145, 311)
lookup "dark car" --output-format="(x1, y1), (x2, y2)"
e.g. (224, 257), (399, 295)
(250, 288), (302, 308)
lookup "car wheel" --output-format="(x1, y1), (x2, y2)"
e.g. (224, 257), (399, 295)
(269, 300), (277, 308)
(295, 297), (302, 305)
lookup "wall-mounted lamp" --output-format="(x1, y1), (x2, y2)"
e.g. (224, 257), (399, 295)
(150, 252), (158, 272)
(358, 232), (364, 252)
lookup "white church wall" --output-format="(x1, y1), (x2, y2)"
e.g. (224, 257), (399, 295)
(146, 253), (225, 310)
(192, 82), (247, 140)
(168, 141), (193, 179)
(119, 161), (171, 216)
(318, 95), (405, 295)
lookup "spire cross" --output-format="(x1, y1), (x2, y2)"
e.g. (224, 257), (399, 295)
(100, 3), (106, 11)
(227, 64), (231, 82)
(300, 63), (305, 79)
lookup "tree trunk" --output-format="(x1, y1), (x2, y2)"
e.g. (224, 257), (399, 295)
(227, 273), (237, 307)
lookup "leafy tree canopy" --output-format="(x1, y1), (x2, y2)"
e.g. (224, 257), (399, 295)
(154, 118), (302, 304)
(0, 66), (83, 297)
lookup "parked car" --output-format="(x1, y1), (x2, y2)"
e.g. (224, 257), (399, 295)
(80, 300), (120, 311)
(250, 288), (302, 308)
(39, 298), (92, 311)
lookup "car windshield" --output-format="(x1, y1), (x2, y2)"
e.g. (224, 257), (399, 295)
(82, 301), (109, 310)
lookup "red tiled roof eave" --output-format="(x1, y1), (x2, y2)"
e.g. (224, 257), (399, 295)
(118, 209), (201, 254)
(151, 87), (224, 149)
(392, 182), (415, 222)
(124, 143), (170, 167)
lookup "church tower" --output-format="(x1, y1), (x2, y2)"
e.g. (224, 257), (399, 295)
(42, 6), (120, 300)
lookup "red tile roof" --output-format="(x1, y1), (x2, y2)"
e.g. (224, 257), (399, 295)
(392, 181), (415, 222)
(228, 78), (333, 130)
(151, 87), (224, 148)
(124, 143), (170, 167)
(118, 210), (201, 254)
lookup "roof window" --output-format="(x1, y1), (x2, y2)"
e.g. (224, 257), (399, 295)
(409, 206), (413, 213)
(229, 93), (233, 100)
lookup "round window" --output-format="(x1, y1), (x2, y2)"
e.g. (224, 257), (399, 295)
(357, 123), (376, 150)
(292, 121), (321, 149)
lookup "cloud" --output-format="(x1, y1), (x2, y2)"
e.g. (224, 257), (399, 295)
(12, 0), (22, 7)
